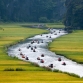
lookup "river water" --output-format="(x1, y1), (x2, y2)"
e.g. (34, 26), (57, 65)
(8, 29), (83, 78)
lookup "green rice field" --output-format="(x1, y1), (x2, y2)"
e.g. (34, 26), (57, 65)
(0, 23), (83, 83)
(49, 30), (83, 63)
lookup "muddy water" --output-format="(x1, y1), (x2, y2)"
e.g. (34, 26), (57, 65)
(8, 29), (83, 78)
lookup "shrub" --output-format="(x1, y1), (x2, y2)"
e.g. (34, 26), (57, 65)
(4, 68), (14, 71)
(53, 69), (60, 72)
(31, 62), (39, 67)
(16, 68), (25, 71)
(42, 66), (51, 71)
(39, 17), (49, 23)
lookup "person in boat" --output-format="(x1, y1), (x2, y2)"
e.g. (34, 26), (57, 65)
(49, 36), (51, 38)
(51, 32), (53, 34)
(58, 57), (61, 61)
(31, 40), (34, 44)
(31, 47), (33, 50)
(41, 40), (43, 43)
(27, 46), (29, 49)
(40, 59), (44, 63)
(31, 42), (33, 44)
(37, 57), (40, 60)
(34, 46), (37, 49)
(29, 45), (31, 48)
(33, 49), (36, 52)
(35, 40), (38, 42)
(54, 33), (57, 35)
(18, 48), (21, 51)
(41, 54), (44, 57)
(46, 36), (48, 38)
(62, 62), (66, 65)
(37, 41), (39, 44)
(20, 52), (23, 55)
(54, 31), (55, 32)
(22, 54), (25, 58)
(59, 31), (60, 33)
(49, 64), (53, 68)
(26, 57), (29, 60)
(59, 29), (62, 31)
(27, 45), (31, 49)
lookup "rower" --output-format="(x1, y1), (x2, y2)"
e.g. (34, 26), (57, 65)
(58, 57), (61, 61)
(62, 62), (66, 65)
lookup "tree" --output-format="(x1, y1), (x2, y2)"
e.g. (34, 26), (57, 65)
(0, 0), (66, 22)
(64, 0), (83, 30)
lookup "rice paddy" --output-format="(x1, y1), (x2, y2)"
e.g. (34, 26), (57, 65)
(0, 23), (83, 83)
(49, 30), (83, 63)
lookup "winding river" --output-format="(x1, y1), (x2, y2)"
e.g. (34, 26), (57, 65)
(8, 29), (83, 78)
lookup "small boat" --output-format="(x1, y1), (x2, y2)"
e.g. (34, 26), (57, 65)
(27, 46), (29, 49)
(34, 46), (37, 49)
(41, 40), (43, 43)
(40, 59), (44, 63)
(27, 45), (31, 49)
(26, 57), (29, 60)
(22, 55), (25, 58)
(51, 32), (53, 34)
(31, 47), (33, 50)
(59, 29), (62, 31)
(33, 49), (36, 52)
(49, 36), (51, 38)
(54, 31), (55, 32)
(49, 64), (53, 68)
(58, 57), (61, 61)
(54, 33), (57, 35)
(41, 54), (44, 57)
(31, 41), (34, 44)
(37, 57), (40, 60)
(46, 36), (48, 38)
(62, 62), (66, 65)
(20, 52), (23, 55)
(37, 41), (39, 44)
(29, 45), (31, 48)
(18, 48), (21, 51)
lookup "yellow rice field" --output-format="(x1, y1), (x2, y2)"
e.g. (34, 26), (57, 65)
(0, 23), (83, 83)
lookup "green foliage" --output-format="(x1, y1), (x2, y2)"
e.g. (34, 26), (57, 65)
(15, 68), (25, 71)
(42, 66), (51, 71)
(0, 0), (66, 22)
(64, 0), (83, 30)
(31, 62), (39, 67)
(53, 69), (60, 72)
(4, 68), (14, 71)
(4, 68), (26, 71)
(39, 17), (49, 23)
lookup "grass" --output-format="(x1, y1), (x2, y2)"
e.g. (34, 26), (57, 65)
(49, 30), (83, 63)
(46, 23), (65, 28)
(0, 23), (83, 83)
